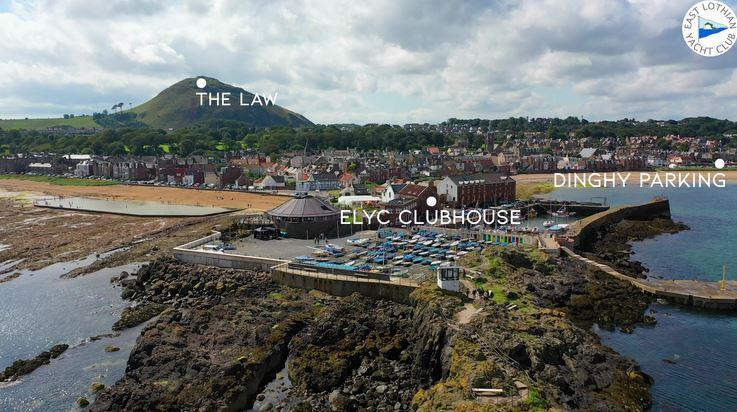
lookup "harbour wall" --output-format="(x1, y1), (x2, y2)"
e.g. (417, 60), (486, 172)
(173, 232), (418, 303)
(565, 198), (671, 251)
(271, 267), (416, 304)
(173, 232), (287, 271)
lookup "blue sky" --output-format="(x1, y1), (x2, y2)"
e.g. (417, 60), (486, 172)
(1, 0), (737, 124)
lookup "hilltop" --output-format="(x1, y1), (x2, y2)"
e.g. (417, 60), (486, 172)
(131, 77), (312, 129)
(0, 77), (312, 131)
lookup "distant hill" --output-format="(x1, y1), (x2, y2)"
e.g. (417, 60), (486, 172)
(0, 77), (312, 131)
(131, 77), (312, 129)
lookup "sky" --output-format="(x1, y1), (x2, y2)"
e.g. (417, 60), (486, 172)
(1, 0), (737, 124)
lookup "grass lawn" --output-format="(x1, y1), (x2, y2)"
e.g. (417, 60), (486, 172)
(0, 116), (99, 130)
(516, 181), (555, 200)
(0, 174), (119, 186)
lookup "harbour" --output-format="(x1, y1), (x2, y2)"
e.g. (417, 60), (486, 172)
(543, 184), (737, 411)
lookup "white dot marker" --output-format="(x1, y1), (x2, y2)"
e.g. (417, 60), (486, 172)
(668, 163), (676, 169)
(196, 78), (207, 88)
(715, 158), (725, 169)
(426, 196), (437, 207)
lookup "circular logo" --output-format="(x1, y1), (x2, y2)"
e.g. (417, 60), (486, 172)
(682, 1), (737, 57)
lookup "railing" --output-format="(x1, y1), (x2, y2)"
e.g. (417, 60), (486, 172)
(174, 231), (222, 250)
(272, 261), (420, 287)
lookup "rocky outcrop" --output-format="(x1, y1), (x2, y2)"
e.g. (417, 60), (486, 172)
(94, 258), (456, 411)
(509, 256), (652, 330)
(417, 247), (653, 411)
(414, 303), (652, 411)
(111, 303), (167, 330)
(476, 307), (651, 411)
(97, 245), (657, 411)
(286, 292), (453, 411)
(92, 260), (312, 411)
(0, 344), (69, 382)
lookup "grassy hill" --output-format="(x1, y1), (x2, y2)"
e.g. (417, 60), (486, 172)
(0, 116), (99, 130)
(1, 77), (312, 131)
(131, 77), (312, 129)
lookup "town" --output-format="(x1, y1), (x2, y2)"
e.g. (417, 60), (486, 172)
(2, 118), (734, 199)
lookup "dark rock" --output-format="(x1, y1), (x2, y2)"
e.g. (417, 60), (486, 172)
(112, 303), (167, 331)
(643, 315), (657, 326)
(91, 260), (309, 411)
(0, 344), (69, 382)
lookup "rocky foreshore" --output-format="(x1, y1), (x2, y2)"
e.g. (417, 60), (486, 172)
(92, 259), (454, 411)
(444, 246), (653, 410)
(91, 249), (657, 411)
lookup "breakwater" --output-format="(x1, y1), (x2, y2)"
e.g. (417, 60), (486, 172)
(557, 197), (737, 310)
(562, 246), (737, 310)
(563, 198), (671, 251)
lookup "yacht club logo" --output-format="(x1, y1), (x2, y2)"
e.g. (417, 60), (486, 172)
(682, 1), (737, 57)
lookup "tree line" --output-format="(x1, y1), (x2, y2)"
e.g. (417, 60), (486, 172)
(0, 121), (454, 156)
(1, 116), (736, 156)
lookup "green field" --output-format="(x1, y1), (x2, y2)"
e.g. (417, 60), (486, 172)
(0, 174), (119, 186)
(0, 116), (99, 130)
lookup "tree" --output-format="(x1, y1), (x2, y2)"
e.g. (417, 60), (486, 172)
(179, 138), (196, 156)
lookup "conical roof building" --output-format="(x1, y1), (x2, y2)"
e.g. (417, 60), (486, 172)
(267, 193), (340, 239)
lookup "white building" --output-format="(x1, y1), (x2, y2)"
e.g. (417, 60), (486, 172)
(256, 175), (286, 189)
(381, 183), (405, 203)
(437, 266), (461, 292)
(74, 160), (93, 177)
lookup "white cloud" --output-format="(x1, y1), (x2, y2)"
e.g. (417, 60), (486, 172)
(0, 0), (736, 123)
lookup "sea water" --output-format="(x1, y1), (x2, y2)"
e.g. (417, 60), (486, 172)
(0, 255), (143, 411)
(544, 184), (737, 411)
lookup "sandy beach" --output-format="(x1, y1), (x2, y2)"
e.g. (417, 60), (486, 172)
(0, 180), (287, 211)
